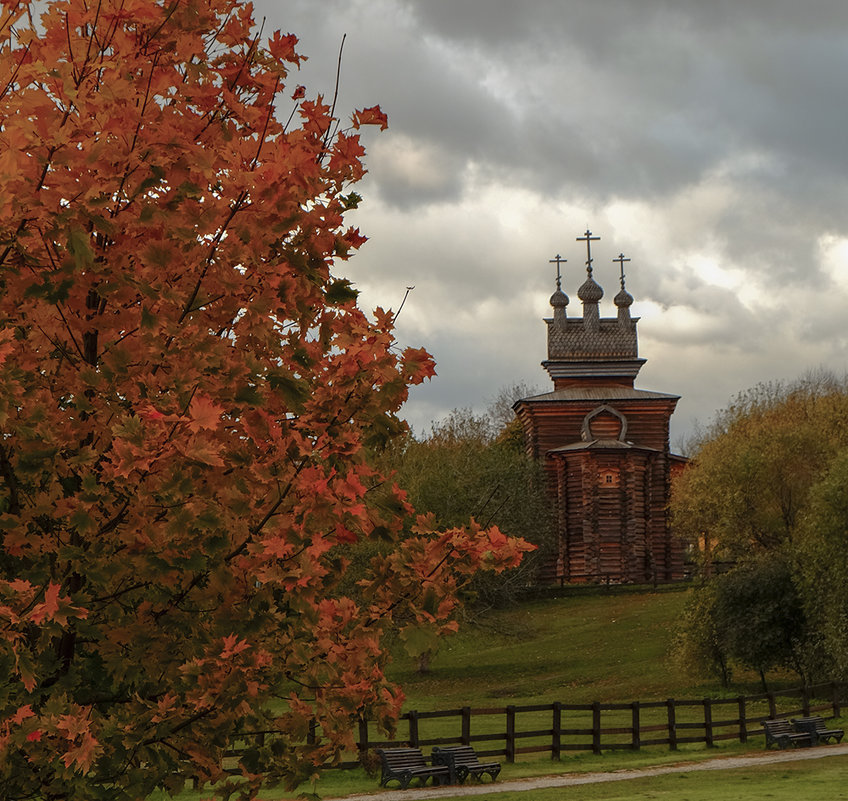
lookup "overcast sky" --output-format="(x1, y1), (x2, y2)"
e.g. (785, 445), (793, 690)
(253, 0), (848, 447)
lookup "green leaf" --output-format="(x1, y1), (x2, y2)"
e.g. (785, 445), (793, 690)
(399, 625), (439, 658)
(268, 369), (310, 412)
(67, 226), (95, 270)
(143, 242), (173, 268)
(340, 191), (362, 210)
(140, 305), (156, 329)
(70, 507), (96, 536)
(24, 276), (75, 304)
(324, 278), (358, 306)
(234, 384), (262, 405)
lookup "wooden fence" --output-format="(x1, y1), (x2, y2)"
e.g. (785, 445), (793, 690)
(346, 682), (845, 764)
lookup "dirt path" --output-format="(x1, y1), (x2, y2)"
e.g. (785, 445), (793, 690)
(329, 743), (848, 801)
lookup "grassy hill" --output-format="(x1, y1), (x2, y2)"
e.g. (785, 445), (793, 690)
(155, 586), (835, 800)
(386, 584), (802, 713)
(387, 587), (701, 710)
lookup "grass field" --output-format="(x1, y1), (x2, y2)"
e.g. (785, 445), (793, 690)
(388, 587), (699, 709)
(153, 586), (840, 799)
(155, 746), (848, 801)
(422, 753), (848, 801)
(356, 586), (812, 761)
(275, 585), (834, 800)
(386, 585), (800, 710)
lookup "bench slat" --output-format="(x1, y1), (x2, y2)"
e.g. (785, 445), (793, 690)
(431, 745), (501, 784)
(792, 716), (845, 745)
(763, 719), (813, 750)
(376, 748), (449, 789)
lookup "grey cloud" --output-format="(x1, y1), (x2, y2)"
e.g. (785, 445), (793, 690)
(246, 0), (848, 442)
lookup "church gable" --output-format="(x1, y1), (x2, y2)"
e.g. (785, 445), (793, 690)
(582, 404), (627, 442)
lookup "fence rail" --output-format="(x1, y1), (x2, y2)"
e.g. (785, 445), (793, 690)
(348, 683), (844, 765)
(222, 682), (846, 776)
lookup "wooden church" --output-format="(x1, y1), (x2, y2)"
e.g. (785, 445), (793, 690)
(514, 231), (687, 585)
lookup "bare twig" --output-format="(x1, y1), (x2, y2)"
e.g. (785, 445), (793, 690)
(319, 34), (346, 159)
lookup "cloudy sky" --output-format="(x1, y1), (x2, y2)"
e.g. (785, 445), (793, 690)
(253, 0), (848, 448)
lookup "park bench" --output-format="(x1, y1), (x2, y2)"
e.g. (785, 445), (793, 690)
(375, 747), (450, 789)
(762, 719), (813, 749)
(791, 716), (845, 745)
(431, 745), (501, 783)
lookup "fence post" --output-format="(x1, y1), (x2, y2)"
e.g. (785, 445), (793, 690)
(357, 717), (368, 762)
(767, 693), (777, 721)
(802, 686), (810, 717)
(631, 701), (641, 751)
(738, 696), (747, 743)
(505, 706), (516, 763)
(461, 706), (471, 746)
(408, 711), (419, 749)
(833, 681), (841, 718)
(552, 702), (562, 760)
(592, 701), (601, 755)
(666, 699), (677, 750)
(703, 699), (713, 747)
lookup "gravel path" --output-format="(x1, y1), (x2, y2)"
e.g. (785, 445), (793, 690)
(328, 743), (848, 801)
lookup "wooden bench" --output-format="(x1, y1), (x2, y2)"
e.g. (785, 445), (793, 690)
(792, 716), (845, 745)
(762, 719), (813, 749)
(431, 745), (501, 783)
(375, 747), (450, 789)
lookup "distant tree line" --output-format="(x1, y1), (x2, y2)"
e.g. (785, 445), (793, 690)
(671, 371), (848, 690)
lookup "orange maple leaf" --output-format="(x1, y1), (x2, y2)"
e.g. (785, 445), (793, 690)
(62, 731), (100, 773)
(221, 634), (250, 659)
(341, 226), (368, 251)
(268, 31), (302, 65)
(352, 105), (388, 130)
(175, 437), (226, 467)
(12, 705), (34, 725)
(188, 394), (224, 432)
(30, 582), (61, 624)
(0, 328), (15, 366)
(401, 346), (437, 384)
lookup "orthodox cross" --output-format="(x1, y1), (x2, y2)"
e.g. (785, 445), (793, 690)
(613, 253), (630, 290)
(549, 254), (567, 290)
(576, 229), (600, 276)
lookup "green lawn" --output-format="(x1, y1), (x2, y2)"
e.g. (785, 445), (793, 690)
(153, 586), (836, 800)
(387, 586), (785, 711)
(388, 588), (691, 709)
(155, 744), (848, 801)
(417, 753), (848, 801)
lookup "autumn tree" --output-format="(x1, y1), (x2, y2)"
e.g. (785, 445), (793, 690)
(671, 581), (732, 688)
(345, 400), (550, 672)
(0, 2), (531, 798)
(671, 372), (848, 686)
(384, 406), (552, 608)
(794, 450), (848, 681)
(671, 373), (848, 562)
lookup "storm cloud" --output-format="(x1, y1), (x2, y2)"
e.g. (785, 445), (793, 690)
(253, 0), (848, 444)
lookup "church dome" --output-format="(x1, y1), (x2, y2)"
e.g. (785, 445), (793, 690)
(614, 287), (633, 308)
(577, 275), (604, 303)
(550, 288), (569, 309)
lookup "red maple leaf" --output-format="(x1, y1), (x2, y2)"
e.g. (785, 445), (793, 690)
(352, 105), (388, 130)
(268, 31), (302, 65)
